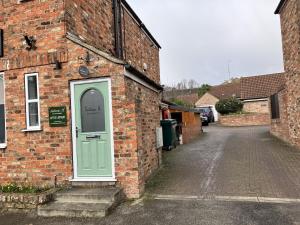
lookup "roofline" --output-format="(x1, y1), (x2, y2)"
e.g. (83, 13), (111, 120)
(161, 100), (200, 113)
(275, 0), (287, 14)
(121, 0), (161, 49)
(124, 64), (164, 91)
(206, 91), (241, 100)
(242, 98), (269, 102)
(241, 96), (271, 101)
(169, 105), (200, 113)
(206, 91), (220, 100)
(241, 72), (285, 80)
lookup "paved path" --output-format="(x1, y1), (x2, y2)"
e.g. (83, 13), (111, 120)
(1, 125), (300, 225)
(147, 125), (300, 199)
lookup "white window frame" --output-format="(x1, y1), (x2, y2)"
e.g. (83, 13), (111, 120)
(0, 72), (6, 148)
(24, 73), (41, 131)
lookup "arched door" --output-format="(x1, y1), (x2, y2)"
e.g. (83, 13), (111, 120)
(72, 80), (113, 178)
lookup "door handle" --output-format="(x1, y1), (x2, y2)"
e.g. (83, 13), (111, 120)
(76, 127), (79, 138)
(86, 135), (101, 139)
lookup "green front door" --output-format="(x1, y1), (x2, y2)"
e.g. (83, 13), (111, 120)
(74, 80), (113, 177)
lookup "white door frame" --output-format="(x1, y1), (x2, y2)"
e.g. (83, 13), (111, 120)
(70, 78), (116, 182)
(0, 72), (7, 149)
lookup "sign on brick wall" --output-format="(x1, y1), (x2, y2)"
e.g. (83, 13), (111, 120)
(49, 106), (67, 127)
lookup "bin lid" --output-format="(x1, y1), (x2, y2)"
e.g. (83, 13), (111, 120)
(160, 119), (177, 125)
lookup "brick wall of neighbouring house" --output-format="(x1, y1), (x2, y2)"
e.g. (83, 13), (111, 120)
(195, 93), (219, 107)
(280, 0), (300, 73)
(277, 0), (300, 148)
(243, 100), (270, 114)
(270, 88), (290, 143)
(125, 78), (161, 196)
(219, 114), (270, 127)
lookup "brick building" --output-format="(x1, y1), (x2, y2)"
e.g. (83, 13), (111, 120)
(240, 73), (285, 115)
(195, 82), (241, 122)
(271, 0), (300, 147)
(195, 74), (285, 125)
(0, 0), (162, 198)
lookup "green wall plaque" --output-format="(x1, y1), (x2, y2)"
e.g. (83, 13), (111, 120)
(49, 106), (67, 127)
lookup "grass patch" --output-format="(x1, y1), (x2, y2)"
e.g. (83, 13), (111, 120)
(0, 184), (49, 194)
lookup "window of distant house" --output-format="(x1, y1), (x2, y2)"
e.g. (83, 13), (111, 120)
(271, 93), (280, 119)
(0, 73), (6, 147)
(25, 73), (41, 130)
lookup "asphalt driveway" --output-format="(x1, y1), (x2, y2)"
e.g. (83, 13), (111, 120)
(1, 125), (300, 225)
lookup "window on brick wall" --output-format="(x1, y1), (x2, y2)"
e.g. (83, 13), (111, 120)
(0, 29), (3, 58)
(0, 73), (6, 148)
(25, 73), (41, 130)
(271, 93), (280, 119)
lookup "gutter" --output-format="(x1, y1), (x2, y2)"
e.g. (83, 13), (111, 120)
(113, 0), (123, 59)
(275, 0), (287, 14)
(124, 64), (163, 91)
(242, 98), (269, 103)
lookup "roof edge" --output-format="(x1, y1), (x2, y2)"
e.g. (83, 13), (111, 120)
(275, 0), (287, 14)
(121, 0), (161, 49)
(125, 64), (164, 91)
(206, 91), (220, 100)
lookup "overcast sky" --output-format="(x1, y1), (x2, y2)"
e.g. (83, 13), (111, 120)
(126, 0), (284, 86)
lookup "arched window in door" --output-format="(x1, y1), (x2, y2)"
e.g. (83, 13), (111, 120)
(80, 89), (105, 132)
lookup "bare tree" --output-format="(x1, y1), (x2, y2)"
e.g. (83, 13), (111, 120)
(188, 79), (199, 89)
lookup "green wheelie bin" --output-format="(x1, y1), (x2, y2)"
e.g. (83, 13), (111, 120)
(160, 119), (178, 150)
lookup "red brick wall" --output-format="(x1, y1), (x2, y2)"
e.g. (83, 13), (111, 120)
(270, 88), (290, 143)
(277, 0), (300, 148)
(65, 0), (115, 55)
(0, 0), (66, 61)
(219, 114), (270, 127)
(125, 78), (161, 196)
(0, 0), (161, 199)
(0, 41), (124, 186)
(64, 0), (161, 84)
(280, 0), (300, 73)
(0, 38), (157, 198)
(122, 7), (160, 83)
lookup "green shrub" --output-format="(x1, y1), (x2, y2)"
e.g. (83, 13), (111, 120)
(198, 84), (211, 97)
(169, 98), (193, 107)
(0, 183), (46, 193)
(215, 97), (243, 115)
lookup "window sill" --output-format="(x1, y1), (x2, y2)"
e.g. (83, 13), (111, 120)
(0, 144), (7, 149)
(22, 128), (43, 132)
